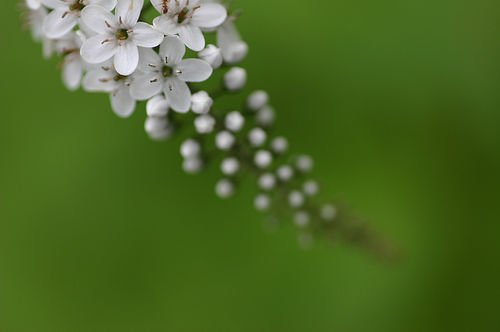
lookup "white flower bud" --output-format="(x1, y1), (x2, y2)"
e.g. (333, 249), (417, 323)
(321, 204), (337, 221)
(277, 165), (294, 182)
(221, 157), (240, 176)
(254, 150), (273, 169)
(258, 173), (276, 191)
(198, 44), (223, 69)
(254, 194), (271, 212)
(294, 211), (310, 228)
(146, 95), (169, 117)
(247, 90), (269, 111)
(180, 139), (201, 159)
(271, 137), (288, 154)
(194, 114), (215, 134)
(303, 180), (319, 197)
(224, 67), (247, 91)
(248, 127), (267, 147)
(224, 41), (249, 64)
(225, 111), (245, 132)
(215, 179), (235, 199)
(191, 91), (213, 114)
(215, 130), (236, 151)
(288, 190), (305, 208)
(296, 155), (314, 173)
(256, 105), (275, 127)
(145, 117), (172, 141)
(183, 157), (203, 174)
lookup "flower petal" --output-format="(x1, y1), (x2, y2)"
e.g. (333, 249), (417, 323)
(159, 35), (185, 66)
(177, 24), (205, 51)
(83, 67), (118, 92)
(111, 85), (136, 118)
(191, 3), (227, 29)
(129, 72), (163, 100)
(149, 0), (167, 14)
(146, 95), (169, 117)
(81, 5), (117, 35)
(115, 0), (143, 28)
(114, 42), (139, 76)
(152, 15), (178, 35)
(89, 0), (117, 11)
(164, 77), (191, 113)
(80, 34), (117, 64)
(137, 47), (163, 72)
(132, 22), (164, 48)
(176, 59), (212, 82)
(62, 54), (83, 91)
(43, 7), (78, 39)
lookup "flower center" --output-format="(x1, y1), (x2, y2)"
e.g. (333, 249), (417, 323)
(69, 1), (84, 11)
(177, 7), (190, 23)
(162, 66), (173, 78)
(113, 74), (126, 82)
(116, 29), (129, 41)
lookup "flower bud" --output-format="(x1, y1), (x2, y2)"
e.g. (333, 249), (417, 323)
(215, 179), (235, 199)
(321, 204), (337, 221)
(224, 67), (247, 91)
(247, 90), (269, 111)
(225, 111), (245, 132)
(248, 127), (267, 147)
(294, 211), (310, 228)
(277, 165), (294, 182)
(215, 130), (236, 151)
(147, 95), (169, 117)
(183, 157), (203, 174)
(191, 91), (213, 114)
(296, 155), (314, 173)
(289, 190), (305, 208)
(271, 137), (288, 154)
(180, 139), (201, 159)
(254, 150), (273, 169)
(198, 44), (223, 69)
(221, 157), (240, 176)
(303, 180), (319, 197)
(254, 194), (271, 212)
(194, 114), (215, 134)
(224, 41), (249, 64)
(256, 105), (275, 127)
(258, 173), (276, 191)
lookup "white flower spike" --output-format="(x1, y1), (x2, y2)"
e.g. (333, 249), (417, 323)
(80, 0), (164, 76)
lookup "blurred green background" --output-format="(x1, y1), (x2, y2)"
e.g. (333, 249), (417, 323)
(1, 0), (500, 331)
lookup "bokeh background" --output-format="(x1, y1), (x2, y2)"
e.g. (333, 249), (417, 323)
(1, 0), (500, 331)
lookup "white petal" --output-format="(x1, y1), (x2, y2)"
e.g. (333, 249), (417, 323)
(164, 77), (191, 113)
(40, 0), (65, 10)
(176, 59), (212, 82)
(178, 24), (205, 51)
(152, 15), (178, 36)
(191, 3), (227, 29)
(111, 85), (136, 118)
(81, 5), (117, 35)
(80, 34), (117, 64)
(26, 0), (41, 10)
(83, 67), (118, 92)
(129, 72), (163, 100)
(159, 35), (185, 66)
(115, 0), (143, 28)
(114, 42), (139, 76)
(89, 0), (117, 11)
(132, 22), (164, 47)
(137, 47), (162, 72)
(62, 54), (83, 91)
(149, 0), (167, 14)
(146, 95), (169, 117)
(43, 7), (78, 39)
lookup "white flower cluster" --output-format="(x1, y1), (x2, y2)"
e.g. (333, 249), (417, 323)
(24, 0), (338, 246)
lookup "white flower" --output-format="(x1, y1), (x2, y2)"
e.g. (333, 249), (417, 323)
(83, 62), (136, 117)
(151, 0), (227, 51)
(217, 17), (248, 64)
(147, 94), (170, 117)
(225, 111), (244, 132)
(254, 150), (273, 169)
(224, 67), (246, 91)
(198, 44), (223, 69)
(129, 36), (212, 113)
(194, 114), (215, 134)
(248, 127), (267, 147)
(247, 90), (269, 111)
(43, 0), (117, 39)
(215, 178), (234, 198)
(215, 130), (235, 151)
(191, 91), (213, 114)
(80, 0), (164, 76)
(220, 157), (239, 176)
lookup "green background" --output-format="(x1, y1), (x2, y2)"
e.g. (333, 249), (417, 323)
(1, 0), (500, 331)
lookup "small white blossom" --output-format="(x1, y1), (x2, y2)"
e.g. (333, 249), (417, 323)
(224, 67), (246, 91)
(258, 173), (276, 191)
(215, 130), (235, 151)
(80, 0), (164, 76)
(256, 105), (275, 127)
(180, 139), (201, 158)
(151, 0), (227, 51)
(198, 44), (223, 69)
(215, 178), (234, 198)
(146, 94), (170, 117)
(303, 180), (319, 197)
(277, 165), (294, 182)
(43, 0), (118, 39)
(220, 157), (240, 176)
(254, 194), (271, 212)
(271, 137), (288, 154)
(191, 91), (213, 114)
(248, 127), (267, 147)
(145, 116), (173, 141)
(130, 36), (212, 113)
(225, 111), (245, 132)
(254, 150), (273, 169)
(247, 90), (269, 111)
(296, 155), (314, 173)
(288, 190), (305, 208)
(194, 114), (215, 134)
